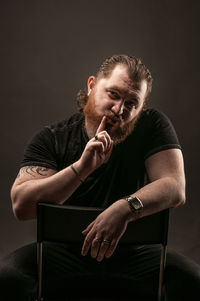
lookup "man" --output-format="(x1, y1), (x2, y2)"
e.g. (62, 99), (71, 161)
(0, 54), (199, 300)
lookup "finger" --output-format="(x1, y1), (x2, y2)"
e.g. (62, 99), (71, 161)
(90, 237), (102, 259)
(82, 220), (95, 235)
(105, 139), (114, 156)
(94, 133), (108, 149)
(81, 238), (90, 256)
(104, 239), (118, 258)
(86, 141), (105, 159)
(90, 141), (105, 154)
(101, 131), (112, 149)
(103, 131), (112, 148)
(96, 240), (111, 262)
(94, 131), (112, 151)
(81, 231), (96, 256)
(96, 116), (107, 135)
(104, 140), (114, 163)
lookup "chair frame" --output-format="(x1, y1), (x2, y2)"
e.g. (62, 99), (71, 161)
(36, 202), (169, 301)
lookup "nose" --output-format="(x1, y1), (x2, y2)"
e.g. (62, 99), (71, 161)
(112, 101), (124, 116)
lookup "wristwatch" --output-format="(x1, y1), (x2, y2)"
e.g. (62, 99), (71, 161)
(124, 195), (144, 218)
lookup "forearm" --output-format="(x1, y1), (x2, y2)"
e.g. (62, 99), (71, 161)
(12, 125), (113, 221)
(11, 161), (91, 220)
(119, 176), (186, 223)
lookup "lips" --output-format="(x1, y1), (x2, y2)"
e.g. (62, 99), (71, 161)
(106, 114), (122, 123)
(105, 116), (122, 128)
(106, 116), (118, 124)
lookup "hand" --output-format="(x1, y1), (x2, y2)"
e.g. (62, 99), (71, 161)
(79, 116), (114, 173)
(81, 200), (130, 262)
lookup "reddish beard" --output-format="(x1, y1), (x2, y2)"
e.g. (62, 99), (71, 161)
(83, 97), (142, 144)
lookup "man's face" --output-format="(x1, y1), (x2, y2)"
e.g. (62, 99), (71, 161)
(84, 64), (147, 144)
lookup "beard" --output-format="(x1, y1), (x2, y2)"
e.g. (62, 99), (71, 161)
(83, 96), (142, 145)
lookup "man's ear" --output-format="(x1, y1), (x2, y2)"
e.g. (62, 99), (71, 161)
(87, 76), (96, 96)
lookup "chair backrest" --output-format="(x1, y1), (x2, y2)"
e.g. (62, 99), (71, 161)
(37, 202), (169, 301)
(37, 202), (169, 245)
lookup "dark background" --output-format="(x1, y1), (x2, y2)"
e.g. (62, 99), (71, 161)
(0, 0), (199, 264)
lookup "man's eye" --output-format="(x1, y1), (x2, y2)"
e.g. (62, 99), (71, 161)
(108, 91), (120, 99)
(126, 101), (136, 109)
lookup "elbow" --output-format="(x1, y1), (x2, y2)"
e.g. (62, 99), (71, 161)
(12, 200), (33, 221)
(11, 186), (36, 221)
(11, 186), (20, 220)
(173, 191), (186, 208)
(11, 191), (27, 221)
(12, 201), (36, 221)
(12, 203), (27, 221)
(172, 182), (186, 208)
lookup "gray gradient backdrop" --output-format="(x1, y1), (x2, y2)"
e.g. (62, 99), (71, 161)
(0, 0), (200, 264)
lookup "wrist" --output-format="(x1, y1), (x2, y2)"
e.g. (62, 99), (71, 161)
(72, 160), (93, 181)
(122, 195), (144, 221)
(116, 199), (137, 222)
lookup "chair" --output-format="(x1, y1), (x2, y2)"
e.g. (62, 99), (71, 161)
(36, 202), (169, 301)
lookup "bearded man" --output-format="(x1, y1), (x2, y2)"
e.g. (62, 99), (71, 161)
(0, 54), (200, 300)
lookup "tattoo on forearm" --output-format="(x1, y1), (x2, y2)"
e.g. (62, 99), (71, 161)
(17, 166), (49, 177)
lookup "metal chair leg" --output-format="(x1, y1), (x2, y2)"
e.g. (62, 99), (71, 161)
(158, 245), (167, 301)
(37, 242), (43, 301)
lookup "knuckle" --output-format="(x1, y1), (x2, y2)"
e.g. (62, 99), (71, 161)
(92, 239), (99, 246)
(85, 236), (91, 244)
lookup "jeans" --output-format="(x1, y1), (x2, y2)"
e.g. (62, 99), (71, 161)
(0, 242), (199, 300)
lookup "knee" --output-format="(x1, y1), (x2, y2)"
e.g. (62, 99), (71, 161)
(0, 259), (36, 300)
(166, 249), (200, 279)
(165, 249), (200, 300)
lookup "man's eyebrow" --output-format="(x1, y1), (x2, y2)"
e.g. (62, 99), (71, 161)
(107, 85), (126, 93)
(107, 86), (140, 101)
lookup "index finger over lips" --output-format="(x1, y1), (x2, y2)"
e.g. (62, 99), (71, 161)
(96, 116), (107, 134)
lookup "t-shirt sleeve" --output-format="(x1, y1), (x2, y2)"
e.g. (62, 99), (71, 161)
(20, 127), (58, 170)
(143, 109), (182, 160)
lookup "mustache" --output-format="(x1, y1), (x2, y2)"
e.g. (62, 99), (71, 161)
(106, 110), (123, 121)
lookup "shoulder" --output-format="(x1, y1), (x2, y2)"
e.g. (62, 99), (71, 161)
(46, 113), (84, 134)
(138, 108), (172, 126)
(23, 113), (84, 155)
(124, 107), (181, 160)
(134, 108), (177, 137)
(20, 113), (84, 170)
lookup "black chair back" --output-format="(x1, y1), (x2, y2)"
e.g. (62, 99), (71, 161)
(37, 202), (169, 301)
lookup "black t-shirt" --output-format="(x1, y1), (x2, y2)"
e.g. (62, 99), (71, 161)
(21, 108), (181, 208)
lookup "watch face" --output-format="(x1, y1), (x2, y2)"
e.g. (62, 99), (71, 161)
(134, 201), (141, 210)
(128, 197), (143, 212)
